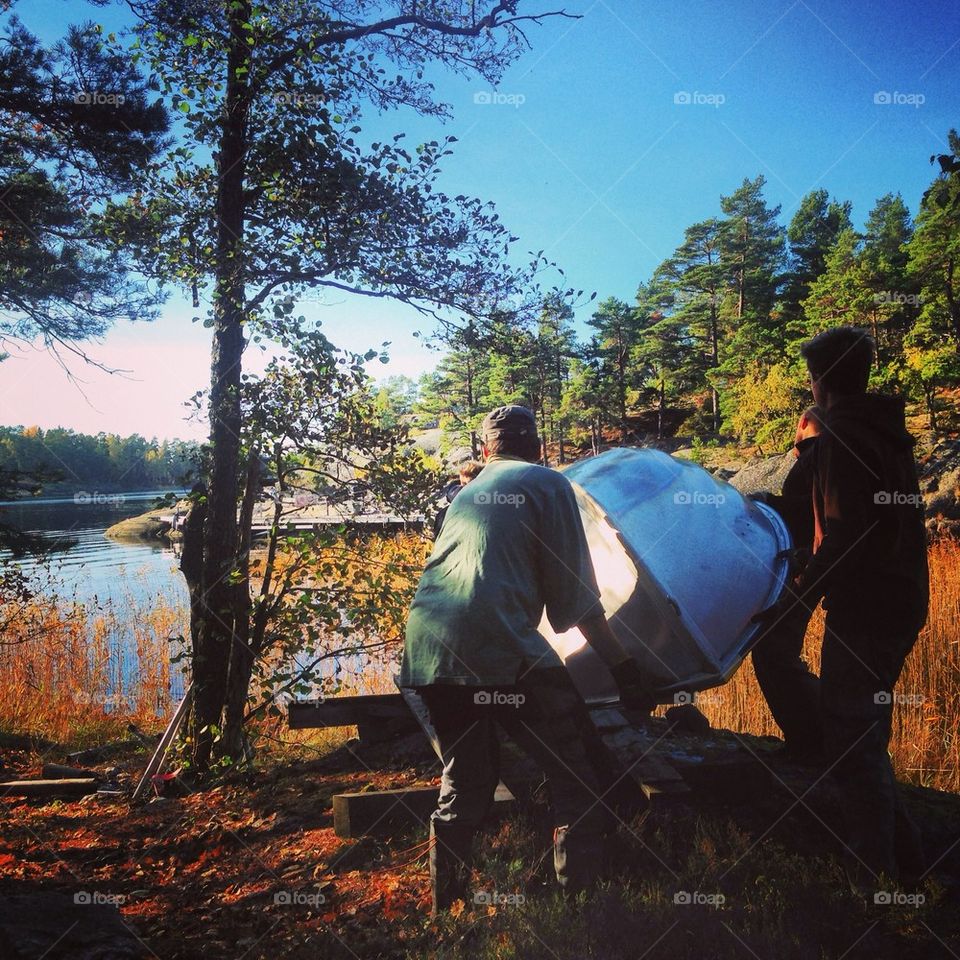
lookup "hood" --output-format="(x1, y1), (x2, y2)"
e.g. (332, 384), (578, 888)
(826, 393), (915, 448)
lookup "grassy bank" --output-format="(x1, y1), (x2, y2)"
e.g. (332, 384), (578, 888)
(0, 590), (187, 748)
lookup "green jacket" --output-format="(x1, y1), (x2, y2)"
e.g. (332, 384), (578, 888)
(399, 456), (603, 687)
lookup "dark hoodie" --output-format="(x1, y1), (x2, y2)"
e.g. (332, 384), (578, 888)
(795, 393), (929, 632)
(767, 434), (818, 549)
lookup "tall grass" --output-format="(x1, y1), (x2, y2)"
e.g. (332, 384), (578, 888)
(0, 588), (187, 748)
(693, 539), (960, 792)
(2, 540), (957, 793)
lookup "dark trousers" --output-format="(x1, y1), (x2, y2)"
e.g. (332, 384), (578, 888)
(819, 612), (924, 883)
(418, 667), (610, 911)
(751, 603), (823, 755)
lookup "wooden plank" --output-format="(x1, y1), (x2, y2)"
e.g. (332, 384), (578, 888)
(41, 764), (98, 780)
(332, 784), (515, 839)
(0, 778), (98, 798)
(131, 683), (193, 804)
(288, 694), (416, 731)
(333, 786), (440, 838)
(593, 708), (691, 806)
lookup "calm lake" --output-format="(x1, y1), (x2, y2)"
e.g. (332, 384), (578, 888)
(0, 490), (394, 705)
(1, 490), (190, 702)
(0, 489), (189, 609)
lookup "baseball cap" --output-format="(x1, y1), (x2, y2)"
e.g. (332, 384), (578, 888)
(480, 405), (538, 440)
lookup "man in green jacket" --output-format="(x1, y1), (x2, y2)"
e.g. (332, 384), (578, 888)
(400, 404), (650, 912)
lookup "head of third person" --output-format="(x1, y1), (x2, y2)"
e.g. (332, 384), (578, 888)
(480, 405), (541, 464)
(800, 326), (874, 412)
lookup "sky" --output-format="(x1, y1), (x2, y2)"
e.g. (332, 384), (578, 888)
(2, 0), (959, 441)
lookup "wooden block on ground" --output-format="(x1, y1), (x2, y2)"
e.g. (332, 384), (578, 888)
(41, 764), (99, 781)
(333, 785), (515, 838)
(333, 786), (439, 838)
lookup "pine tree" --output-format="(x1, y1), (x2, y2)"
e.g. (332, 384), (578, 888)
(652, 218), (726, 430)
(718, 175), (786, 369)
(781, 189), (852, 331)
(904, 130), (960, 428)
(587, 297), (641, 440)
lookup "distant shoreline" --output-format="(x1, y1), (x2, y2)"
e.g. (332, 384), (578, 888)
(0, 487), (189, 507)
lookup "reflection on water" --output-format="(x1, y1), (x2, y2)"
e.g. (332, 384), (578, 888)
(0, 490), (190, 701)
(0, 490), (187, 606)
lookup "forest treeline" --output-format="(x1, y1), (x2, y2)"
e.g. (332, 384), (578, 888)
(0, 426), (199, 493)
(402, 140), (960, 459)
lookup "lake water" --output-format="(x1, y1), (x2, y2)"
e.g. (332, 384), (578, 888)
(1, 490), (190, 703)
(0, 489), (189, 609)
(0, 490), (397, 706)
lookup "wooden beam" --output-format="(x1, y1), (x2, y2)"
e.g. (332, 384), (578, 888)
(333, 786), (440, 838)
(40, 764), (98, 780)
(288, 694), (419, 741)
(332, 784), (514, 839)
(0, 778), (98, 798)
(131, 683), (193, 804)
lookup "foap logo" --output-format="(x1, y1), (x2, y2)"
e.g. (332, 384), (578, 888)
(673, 689), (722, 707)
(274, 889), (326, 907)
(474, 690), (525, 708)
(271, 91), (322, 108)
(674, 890), (726, 907)
(673, 490), (725, 508)
(473, 90), (526, 108)
(874, 890), (925, 906)
(74, 91), (126, 106)
(874, 691), (924, 707)
(473, 890), (526, 906)
(473, 490), (525, 508)
(874, 90), (925, 108)
(874, 491), (923, 508)
(74, 491), (126, 506)
(874, 291), (922, 306)
(673, 90), (725, 108)
(74, 891), (125, 906)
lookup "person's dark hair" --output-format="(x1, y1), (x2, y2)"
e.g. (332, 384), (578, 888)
(484, 431), (541, 462)
(800, 327), (874, 395)
(458, 460), (484, 481)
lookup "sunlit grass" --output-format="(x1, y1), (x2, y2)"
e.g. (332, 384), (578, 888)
(690, 539), (960, 793)
(0, 587), (187, 748)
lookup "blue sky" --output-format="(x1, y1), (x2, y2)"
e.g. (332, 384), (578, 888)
(3, 0), (959, 440)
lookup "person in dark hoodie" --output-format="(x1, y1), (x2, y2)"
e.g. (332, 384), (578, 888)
(431, 460), (483, 538)
(750, 407), (824, 760)
(756, 327), (929, 887)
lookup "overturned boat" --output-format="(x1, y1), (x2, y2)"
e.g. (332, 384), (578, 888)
(540, 448), (792, 703)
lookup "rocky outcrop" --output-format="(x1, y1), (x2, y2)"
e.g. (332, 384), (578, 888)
(104, 506), (176, 542)
(724, 440), (960, 537)
(919, 439), (960, 537)
(727, 452), (796, 497)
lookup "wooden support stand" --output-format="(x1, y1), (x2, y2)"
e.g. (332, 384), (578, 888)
(290, 691), (699, 837)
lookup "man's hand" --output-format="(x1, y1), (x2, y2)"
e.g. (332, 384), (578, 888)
(777, 547), (811, 578)
(752, 587), (811, 631)
(610, 659), (657, 713)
